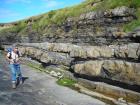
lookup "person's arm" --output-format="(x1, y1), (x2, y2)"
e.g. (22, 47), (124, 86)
(6, 53), (13, 63)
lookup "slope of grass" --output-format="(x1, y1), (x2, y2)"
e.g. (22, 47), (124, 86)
(31, 0), (99, 29)
(97, 0), (140, 32)
(0, 20), (27, 34)
(0, 0), (140, 34)
(123, 8), (140, 32)
(97, 0), (140, 9)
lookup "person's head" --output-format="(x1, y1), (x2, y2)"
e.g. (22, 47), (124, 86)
(13, 47), (18, 53)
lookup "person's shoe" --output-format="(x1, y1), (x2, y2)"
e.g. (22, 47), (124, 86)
(12, 81), (16, 89)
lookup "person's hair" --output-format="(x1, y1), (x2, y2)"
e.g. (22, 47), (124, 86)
(12, 44), (18, 49)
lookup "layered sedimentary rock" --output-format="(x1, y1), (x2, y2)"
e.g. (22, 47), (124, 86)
(11, 41), (140, 87)
(74, 60), (140, 85)
(0, 6), (137, 45)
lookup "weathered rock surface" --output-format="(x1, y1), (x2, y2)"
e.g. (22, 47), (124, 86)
(73, 60), (140, 85)
(4, 42), (140, 86)
(19, 46), (73, 66)
(74, 60), (104, 76)
(77, 78), (140, 104)
(102, 60), (140, 85)
(18, 42), (140, 60)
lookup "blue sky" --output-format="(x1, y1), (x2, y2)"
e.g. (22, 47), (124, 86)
(0, 0), (83, 23)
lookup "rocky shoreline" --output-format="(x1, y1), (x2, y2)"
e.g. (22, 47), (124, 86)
(3, 41), (140, 103)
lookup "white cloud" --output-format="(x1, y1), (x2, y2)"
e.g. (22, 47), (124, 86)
(42, 0), (63, 8)
(46, 1), (58, 8)
(5, 0), (31, 4)
(0, 8), (19, 18)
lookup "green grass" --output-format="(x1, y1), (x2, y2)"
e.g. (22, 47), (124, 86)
(30, 0), (98, 28)
(24, 61), (46, 72)
(24, 60), (77, 88)
(1, 0), (140, 35)
(57, 77), (77, 87)
(123, 8), (140, 32)
(22, 60), (64, 75)
(97, 0), (140, 32)
(31, 0), (140, 32)
(0, 21), (27, 36)
(97, 0), (140, 9)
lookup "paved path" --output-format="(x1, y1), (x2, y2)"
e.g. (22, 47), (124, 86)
(0, 52), (106, 105)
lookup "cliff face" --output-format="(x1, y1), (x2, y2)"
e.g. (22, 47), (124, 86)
(41, 6), (135, 45)
(0, 5), (139, 44)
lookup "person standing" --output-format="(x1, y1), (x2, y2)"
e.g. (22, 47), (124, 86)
(6, 46), (23, 89)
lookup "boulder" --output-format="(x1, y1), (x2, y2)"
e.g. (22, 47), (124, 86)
(73, 60), (103, 76)
(105, 6), (135, 17)
(114, 43), (140, 59)
(73, 60), (140, 85)
(114, 45), (128, 58)
(102, 60), (140, 85)
(18, 46), (73, 66)
(70, 46), (87, 58)
(128, 43), (140, 59)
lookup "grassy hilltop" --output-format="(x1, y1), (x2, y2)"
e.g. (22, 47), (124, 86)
(0, 0), (140, 36)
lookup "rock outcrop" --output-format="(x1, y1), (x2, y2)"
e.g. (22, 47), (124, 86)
(0, 6), (137, 45)
(40, 6), (136, 45)
(74, 60), (140, 85)
(7, 41), (139, 87)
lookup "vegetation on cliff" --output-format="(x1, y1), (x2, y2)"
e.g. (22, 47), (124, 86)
(0, 0), (140, 36)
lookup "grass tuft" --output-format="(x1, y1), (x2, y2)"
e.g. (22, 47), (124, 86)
(57, 77), (77, 87)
